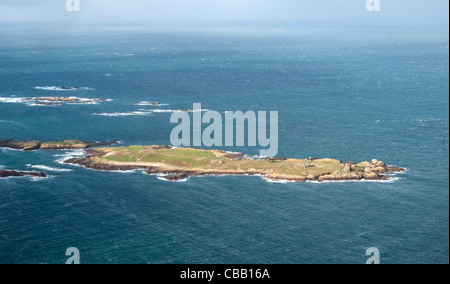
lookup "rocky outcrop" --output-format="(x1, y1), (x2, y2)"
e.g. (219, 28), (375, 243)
(164, 173), (190, 181)
(65, 157), (146, 172)
(0, 170), (46, 179)
(39, 140), (118, 150)
(0, 139), (42, 151)
(0, 139), (118, 151)
(318, 171), (362, 182)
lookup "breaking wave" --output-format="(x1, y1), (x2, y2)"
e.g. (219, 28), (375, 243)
(26, 164), (73, 172)
(94, 111), (154, 117)
(35, 86), (94, 91)
(0, 96), (108, 106)
(134, 101), (169, 106)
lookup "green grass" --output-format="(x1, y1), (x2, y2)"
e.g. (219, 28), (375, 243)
(101, 147), (344, 177)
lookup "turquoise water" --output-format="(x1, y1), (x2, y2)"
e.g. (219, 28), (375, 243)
(0, 24), (448, 264)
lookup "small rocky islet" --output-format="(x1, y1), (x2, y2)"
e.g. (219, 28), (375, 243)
(65, 146), (405, 182)
(0, 139), (118, 151)
(1, 139), (405, 182)
(0, 170), (46, 179)
(27, 96), (105, 105)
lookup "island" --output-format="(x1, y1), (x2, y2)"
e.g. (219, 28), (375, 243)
(0, 170), (46, 179)
(26, 97), (104, 105)
(0, 139), (118, 151)
(64, 145), (405, 182)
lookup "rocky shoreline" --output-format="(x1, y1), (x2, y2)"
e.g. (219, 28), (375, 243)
(0, 139), (118, 151)
(0, 170), (46, 179)
(64, 146), (405, 183)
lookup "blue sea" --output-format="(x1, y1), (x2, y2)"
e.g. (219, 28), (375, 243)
(0, 23), (448, 264)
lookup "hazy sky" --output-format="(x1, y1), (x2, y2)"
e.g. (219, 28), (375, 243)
(0, 0), (448, 25)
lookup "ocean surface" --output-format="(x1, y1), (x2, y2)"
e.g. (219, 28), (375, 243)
(0, 23), (448, 264)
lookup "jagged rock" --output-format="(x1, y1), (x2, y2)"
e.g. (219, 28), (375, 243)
(369, 167), (388, 173)
(164, 173), (190, 181)
(0, 139), (41, 151)
(357, 161), (373, 168)
(342, 163), (352, 172)
(0, 170), (46, 178)
(306, 174), (319, 181)
(387, 166), (405, 172)
(363, 172), (381, 180)
(318, 171), (361, 182)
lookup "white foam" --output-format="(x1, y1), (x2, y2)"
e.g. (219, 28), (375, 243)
(304, 177), (402, 184)
(150, 109), (178, 113)
(192, 109), (209, 113)
(1, 96), (107, 106)
(134, 101), (169, 106)
(30, 175), (55, 181)
(54, 150), (87, 164)
(35, 86), (94, 91)
(225, 151), (243, 155)
(1, 147), (26, 152)
(26, 164), (72, 172)
(114, 53), (135, 57)
(0, 173), (53, 181)
(94, 111), (153, 117)
(0, 97), (26, 103)
(262, 177), (296, 184)
(27, 103), (59, 107)
(156, 176), (189, 183)
(53, 150), (86, 158)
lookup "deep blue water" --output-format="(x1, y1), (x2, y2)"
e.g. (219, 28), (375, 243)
(0, 24), (448, 264)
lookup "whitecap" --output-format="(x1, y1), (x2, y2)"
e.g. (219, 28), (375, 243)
(134, 101), (169, 106)
(0, 173), (53, 181)
(1, 96), (107, 106)
(149, 109), (178, 113)
(0, 97), (26, 103)
(26, 165), (72, 172)
(303, 177), (402, 184)
(27, 103), (59, 107)
(54, 150), (87, 164)
(30, 175), (55, 181)
(35, 86), (94, 91)
(94, 111), (153, 117)
(156, 176), (189, 183)
(262, 177), (296, 184)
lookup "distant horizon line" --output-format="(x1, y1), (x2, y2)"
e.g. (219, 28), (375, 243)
(0, 19), (448, 28)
